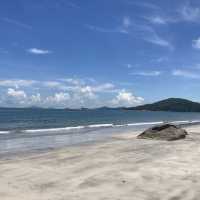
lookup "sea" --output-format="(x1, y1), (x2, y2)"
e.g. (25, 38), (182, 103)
(0, 108), (200, 156)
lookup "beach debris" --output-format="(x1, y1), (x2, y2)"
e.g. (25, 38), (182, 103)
(137, 124), (188, 141)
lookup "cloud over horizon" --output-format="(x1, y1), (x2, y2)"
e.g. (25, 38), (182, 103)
(0, 78), (144, 108)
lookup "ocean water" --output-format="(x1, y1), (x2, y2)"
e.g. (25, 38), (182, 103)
(0, 108), (200, 156)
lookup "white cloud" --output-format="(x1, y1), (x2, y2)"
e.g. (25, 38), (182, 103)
(145, 16), (167, 25)
(42, 81), (69, 90)
(128, 1), (160, 10)
(65, 1), (80, 9)
(30, 93), (41, 103)
(118, 16), (132, 34)
(79, 86), (97, 99)
(0, 79), (37, 88)
(60, 78), (85, 85)
(27, 48), (52, 55)
(138, 25), (174, 50)
(0, 78), (144, 108)
(192, 37), (200, 49)
(7, 88), (27, 99)
(2, 18), (32, 30)
(47, 92), (70, 103)
(123, 16), (131, 28)
(86, 15), (172, 49)
(7, 91), (41, 107)
(86, 16), (132, 35)
(131, 23), (173, 49)
(147, 36), (172, 48)
(142, 3), (200, 27)
(172, 69), (200, 79)
(126, 64), (133, 68)
(92, 83), (115, 92)
(179, 3), (200, 22)
(153, 57), (169, 63)
(145, 30), (173, 49)
(43, 81), (61, 87)
(85, 24), (129, 35)
(111, 90), (144, 107)
(130, 71), (161, 76)
(58, 79), (115, 93)
(85, 24), (118, 33)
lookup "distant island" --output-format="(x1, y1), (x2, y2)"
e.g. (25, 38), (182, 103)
(1, 98), (200, 112)
(126, 98), (200, 112)
(0, 106), (124, 111)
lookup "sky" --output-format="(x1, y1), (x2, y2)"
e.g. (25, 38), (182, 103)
(1, 0), (200, 108)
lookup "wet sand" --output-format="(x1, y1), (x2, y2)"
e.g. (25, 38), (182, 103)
(1, 125), (200, 200)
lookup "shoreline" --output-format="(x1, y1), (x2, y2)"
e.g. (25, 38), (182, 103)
(1, 121), (200, 158)
(1, 124), (200, 199)
(0, 128), (140, 161)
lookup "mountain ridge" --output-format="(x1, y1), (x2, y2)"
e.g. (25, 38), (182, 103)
(126, 98), (200, 112)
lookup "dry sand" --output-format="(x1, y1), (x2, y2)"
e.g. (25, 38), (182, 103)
(1, 125), (200, 200)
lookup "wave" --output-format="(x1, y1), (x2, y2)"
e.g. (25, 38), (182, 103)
(87, 124), (114, 128)
(126, 121), (163, 126)
(0, 131), (10, 135)
(24, 126), (85, 133)
(1, 120), (200, 135)
(24, 124), (114, 134)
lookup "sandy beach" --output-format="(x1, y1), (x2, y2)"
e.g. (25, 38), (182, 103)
(1, 125), (200, 200)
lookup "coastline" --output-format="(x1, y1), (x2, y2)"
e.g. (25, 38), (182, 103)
(1, 124), (200, 199)
(1, 120), (200, 158)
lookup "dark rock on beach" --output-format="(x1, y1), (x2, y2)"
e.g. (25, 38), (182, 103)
(137, 124), (188, 141)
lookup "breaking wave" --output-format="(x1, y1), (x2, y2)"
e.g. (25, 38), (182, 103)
(0, 120), (199, 135)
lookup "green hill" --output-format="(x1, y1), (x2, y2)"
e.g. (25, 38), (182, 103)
(126, 98), (200, 112)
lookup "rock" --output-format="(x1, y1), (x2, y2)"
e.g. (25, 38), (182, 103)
(137, 124), (188, 141)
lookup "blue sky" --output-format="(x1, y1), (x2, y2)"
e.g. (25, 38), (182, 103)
(1, 0), (200, 108)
